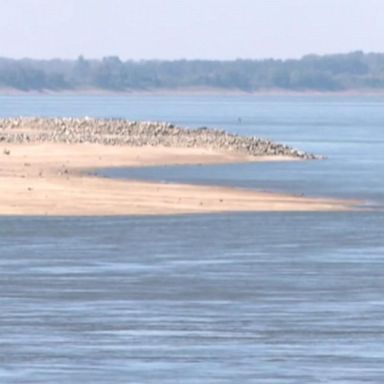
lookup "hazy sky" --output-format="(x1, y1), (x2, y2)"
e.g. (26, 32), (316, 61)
(1, 0), (383, 60)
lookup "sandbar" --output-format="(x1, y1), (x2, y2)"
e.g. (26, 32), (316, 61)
(0, 143), (356, 216)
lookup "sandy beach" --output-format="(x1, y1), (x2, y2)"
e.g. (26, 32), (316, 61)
(0, 142), (356, 216)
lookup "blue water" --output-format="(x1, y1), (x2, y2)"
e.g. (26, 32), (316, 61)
(0, 95), (384, 383)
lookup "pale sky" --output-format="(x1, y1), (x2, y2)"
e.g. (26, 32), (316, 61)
(0, 0), (383, 60)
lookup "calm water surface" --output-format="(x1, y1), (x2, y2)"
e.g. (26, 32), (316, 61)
(0, 96), (383, 383)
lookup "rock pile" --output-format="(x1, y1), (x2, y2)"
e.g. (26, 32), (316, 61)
(0, 117), (318, 159)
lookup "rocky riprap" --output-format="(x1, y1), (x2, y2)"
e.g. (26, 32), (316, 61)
(0, 117), (318, 159)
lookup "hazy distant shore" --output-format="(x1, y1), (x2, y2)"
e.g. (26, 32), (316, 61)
(2, 87), (384, 97)
(0, 117), (356, 215)
(1, 52), (384, 96)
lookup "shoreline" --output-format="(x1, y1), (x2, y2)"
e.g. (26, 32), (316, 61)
(0, 143), (357, 216)
(2, 87), (384, 97)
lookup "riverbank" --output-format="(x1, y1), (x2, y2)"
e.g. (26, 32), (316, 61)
(3, 87), (384, 96)
(0, 118), (357, 215)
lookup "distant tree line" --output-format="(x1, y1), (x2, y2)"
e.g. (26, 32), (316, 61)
(1, 51), (384, 92)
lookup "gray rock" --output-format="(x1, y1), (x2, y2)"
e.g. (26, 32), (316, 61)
(0, 117), (320, 160)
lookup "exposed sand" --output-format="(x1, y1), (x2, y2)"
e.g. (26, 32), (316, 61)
(0, 143), (356, 216)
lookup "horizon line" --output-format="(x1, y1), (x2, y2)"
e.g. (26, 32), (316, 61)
(0, 50), (379, 62)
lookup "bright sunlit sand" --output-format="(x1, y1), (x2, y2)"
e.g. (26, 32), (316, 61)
(0, 143), (356, 216)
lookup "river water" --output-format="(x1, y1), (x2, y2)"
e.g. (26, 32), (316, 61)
(0, 95), (383, 383)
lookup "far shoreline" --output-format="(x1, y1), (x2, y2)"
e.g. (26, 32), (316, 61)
(2, 87), (384, 97)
